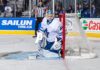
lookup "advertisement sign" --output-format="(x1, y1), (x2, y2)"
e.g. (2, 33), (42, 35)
(81, 18), (100, 38)
(0, 18), (36, 30)
(66, 14), (79, 33)
(66, 18), (73, 32)
(81, 18), (100, 32)
(0, 18), (36, 35)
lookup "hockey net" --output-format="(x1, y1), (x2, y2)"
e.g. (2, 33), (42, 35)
(64, 13), (96, 59)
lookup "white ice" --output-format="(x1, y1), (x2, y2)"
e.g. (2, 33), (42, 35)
(0, 35), (100, 70)
(66, 38), (100, 70)
(0, 35), (67, 70)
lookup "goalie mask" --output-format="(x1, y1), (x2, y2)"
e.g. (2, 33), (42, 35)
(46, 10), (54, 22)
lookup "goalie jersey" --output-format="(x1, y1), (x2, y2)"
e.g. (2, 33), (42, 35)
(39, 17), (62, 42)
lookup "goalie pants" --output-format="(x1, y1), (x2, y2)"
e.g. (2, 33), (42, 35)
(44, 41), (60, 54)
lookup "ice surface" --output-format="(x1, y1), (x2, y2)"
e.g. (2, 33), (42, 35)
(0, 60), (67, 70)
(0, 35), (38, 53)
(66, 39), (100, 70)
(0, 35), (67, 70)
(0, 35), (100, 70)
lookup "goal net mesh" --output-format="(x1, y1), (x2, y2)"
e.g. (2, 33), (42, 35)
(65, 13), (96, 59)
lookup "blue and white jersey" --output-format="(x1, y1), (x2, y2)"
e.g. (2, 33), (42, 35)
(39, 17), (62, 42)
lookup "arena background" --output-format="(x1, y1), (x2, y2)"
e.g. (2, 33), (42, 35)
(0, 0), (100, 38)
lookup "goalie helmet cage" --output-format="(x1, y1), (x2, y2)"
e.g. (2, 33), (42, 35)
(62, 13), (96, 59)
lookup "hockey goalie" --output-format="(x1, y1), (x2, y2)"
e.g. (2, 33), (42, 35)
(35, 10), (62, 59)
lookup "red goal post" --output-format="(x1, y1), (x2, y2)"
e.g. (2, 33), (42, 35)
(59, 13), (66, 58)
